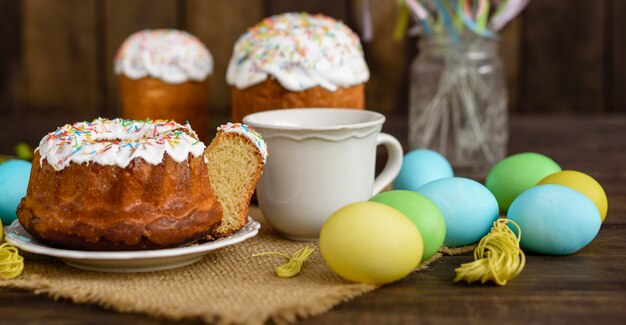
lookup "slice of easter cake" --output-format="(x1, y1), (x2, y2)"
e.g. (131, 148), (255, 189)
(205, 123), (268, 238)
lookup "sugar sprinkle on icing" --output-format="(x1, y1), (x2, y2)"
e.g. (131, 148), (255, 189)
(226, 12), (369, 92)
(38, 118), (206, 171)
(218, 123), (268, 164)
(115, 29), (213, 84)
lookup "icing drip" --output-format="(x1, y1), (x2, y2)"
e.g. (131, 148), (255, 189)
(115, 29), (213, 84)
(226, 12), (369, 92)
(218, 123), (268, 164)
(38, 118), (206, 171)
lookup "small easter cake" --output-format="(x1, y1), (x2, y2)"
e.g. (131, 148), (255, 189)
(115, 29), (213, 140)
(16, 118), (266, 250)
(226, 12), (370, 121)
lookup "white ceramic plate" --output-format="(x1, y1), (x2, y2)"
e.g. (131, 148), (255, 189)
(4, 218), (260, 273)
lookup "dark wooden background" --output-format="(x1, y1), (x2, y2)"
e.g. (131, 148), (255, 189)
(0, 0), (624, 152)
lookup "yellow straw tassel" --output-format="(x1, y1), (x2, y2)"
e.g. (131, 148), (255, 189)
(253, 246), (315, 278)
(454, 219), (525, 286)
(0, 243), (24, 279)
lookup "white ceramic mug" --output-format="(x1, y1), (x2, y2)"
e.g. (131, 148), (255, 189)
(243, 108), (403, 241)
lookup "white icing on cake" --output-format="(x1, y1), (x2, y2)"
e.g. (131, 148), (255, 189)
(218, 123), (268, 164)
(38, 118), (206, 171)
(115, 29), (213, 84)
(226, 12), (369, 92)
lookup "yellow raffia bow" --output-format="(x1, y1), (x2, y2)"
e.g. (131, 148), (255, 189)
(454, 219), (525, 286)
(253, 246), (315, 278)
(0, 221), (24, 279)
(0, 243), (24, 279)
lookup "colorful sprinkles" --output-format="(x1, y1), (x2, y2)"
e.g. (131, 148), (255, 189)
(218, 123), (268, 164)
(226, 12), (370, 92)
(38, 118), (206, 171)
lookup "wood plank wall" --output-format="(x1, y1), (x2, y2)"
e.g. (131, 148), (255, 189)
(0, 0), (623, 152)
(521, 0), (607, 114)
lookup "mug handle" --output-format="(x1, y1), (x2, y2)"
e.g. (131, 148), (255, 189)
(372, 133), (404, 195)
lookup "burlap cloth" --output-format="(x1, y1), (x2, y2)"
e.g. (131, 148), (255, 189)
(0, 207), (448, 324)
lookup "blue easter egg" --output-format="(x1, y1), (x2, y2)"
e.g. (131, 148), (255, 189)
(507, 184), (601, 255)
(417, 177), (499, 247)
(0, 160), (32, 225)
(393, 149), (454, 191)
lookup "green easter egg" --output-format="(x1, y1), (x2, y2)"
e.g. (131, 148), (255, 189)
(370, 190), (446, 261)
(486, 152), (561, 213)
(15, 143), (34, 161)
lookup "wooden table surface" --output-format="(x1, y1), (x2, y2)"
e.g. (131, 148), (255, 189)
(1, 115), (625, 324)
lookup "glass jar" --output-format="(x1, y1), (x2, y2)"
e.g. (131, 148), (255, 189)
(408, 37), (508, 178)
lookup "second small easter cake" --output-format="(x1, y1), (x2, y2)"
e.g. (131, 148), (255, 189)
(115, 29), (213, 140)
(226, 12), (370, 121)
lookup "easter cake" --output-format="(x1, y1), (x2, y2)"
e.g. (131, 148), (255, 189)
(115, 29), (213, 140)
(226, 12), (369, 122)
(16, 118), (266, 250)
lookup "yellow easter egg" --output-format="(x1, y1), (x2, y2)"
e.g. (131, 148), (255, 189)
(538, 170), (608, 222)
(320, 201), (423, 285)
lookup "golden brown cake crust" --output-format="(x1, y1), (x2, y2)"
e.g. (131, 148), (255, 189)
(17, 152), (223, 251)
(119, 75), (210, 141)
(230, 78), (364, 122)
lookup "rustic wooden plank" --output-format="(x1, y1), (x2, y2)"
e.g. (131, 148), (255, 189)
(0, 289), (197, 324)
(499, 16), (522, 113)
(21, 0), (98, 118)
(0, 114), (97, 153)
(0, 0), (21, 117)
(520, 0), (607, 114)
(303, 256), (626, 324)
(265, 0), (350, 19)
(185, 0), (265, 120)
(578, 224), (626, 256)
(359, 0), (410, 116)
(103, 0), (178, 118)
(610, 0), (626, 113)
(506, 116), (626, 174)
